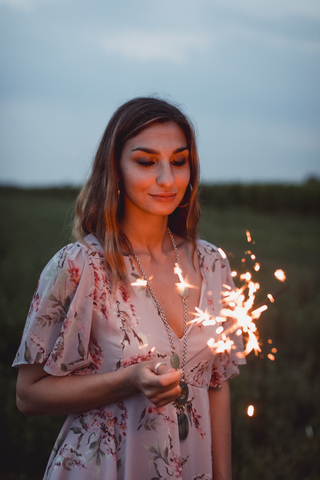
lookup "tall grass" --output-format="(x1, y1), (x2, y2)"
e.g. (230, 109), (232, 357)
(1, 185), (319, 479)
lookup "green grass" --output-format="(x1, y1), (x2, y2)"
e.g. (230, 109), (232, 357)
(199, 207), (320, 480)
(1, 187), (319, 480)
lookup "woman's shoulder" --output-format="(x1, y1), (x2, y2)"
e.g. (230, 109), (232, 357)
(196, 238), (217, 249)
(196, 238), (219, 255)
(41, 234), (104, 277)
(196, 238), (231, 272)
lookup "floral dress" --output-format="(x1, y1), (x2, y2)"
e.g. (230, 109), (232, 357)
(13, 234), (245, 480)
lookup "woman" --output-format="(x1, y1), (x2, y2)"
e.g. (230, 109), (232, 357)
(13, 97), (245, 480)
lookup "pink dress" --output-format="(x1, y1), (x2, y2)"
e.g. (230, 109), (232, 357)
(13, 234), (245, 480)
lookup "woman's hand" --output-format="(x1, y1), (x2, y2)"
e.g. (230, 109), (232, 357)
(131, 360), (182, 407)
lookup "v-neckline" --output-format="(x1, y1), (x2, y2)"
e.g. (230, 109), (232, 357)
(168, 274), (205, 340)
(127, 247), (205, 341)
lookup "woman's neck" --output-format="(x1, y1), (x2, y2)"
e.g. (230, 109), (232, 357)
(121, 213), (171, 256)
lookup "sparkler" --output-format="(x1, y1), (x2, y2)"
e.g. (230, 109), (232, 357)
(174, 263), (196, 298)
(131, 278), (148, 287)
(130, 230), (287, 412)
(186, 230), (287, 366)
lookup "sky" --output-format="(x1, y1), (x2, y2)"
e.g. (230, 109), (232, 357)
(0, 0), (319, 186)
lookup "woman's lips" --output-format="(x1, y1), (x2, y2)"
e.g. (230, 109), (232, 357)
(149, 193), (177, 201)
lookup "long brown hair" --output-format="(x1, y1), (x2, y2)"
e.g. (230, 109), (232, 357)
(73, 96), (201, 289)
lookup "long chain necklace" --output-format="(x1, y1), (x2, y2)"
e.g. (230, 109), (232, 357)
(127, 228), (189, 441)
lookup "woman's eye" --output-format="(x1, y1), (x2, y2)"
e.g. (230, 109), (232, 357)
(172, 158), (187, 166)
(136, 160), (155, 167)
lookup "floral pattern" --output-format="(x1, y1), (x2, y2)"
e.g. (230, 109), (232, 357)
(13, 235), (245, 480)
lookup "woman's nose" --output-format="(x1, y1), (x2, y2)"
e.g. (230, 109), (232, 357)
(157, 161), (174, 187)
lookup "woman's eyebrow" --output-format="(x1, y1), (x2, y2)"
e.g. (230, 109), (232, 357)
(131, 146), (189, 154)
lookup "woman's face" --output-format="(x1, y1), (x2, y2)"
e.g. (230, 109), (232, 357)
(119, 122), (190, 219)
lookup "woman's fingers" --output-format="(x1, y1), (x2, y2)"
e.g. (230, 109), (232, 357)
(149, 384), (182, 407)
(132, 360), (183, 406)
(141, 365), (183, 406)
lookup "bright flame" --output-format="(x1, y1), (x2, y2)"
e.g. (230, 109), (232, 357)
(130, 278), (148, 287)
(251, 305), (268, 320)
(240, 272), (251, 281)
(174, 263), (195, 297)
(188, 307), (216, 326)
(218, 247), (227, 259)
(208, 334), (234, 354)
(181, 230), (285, 364)
(247, 405), (254, 417)
(274, 269), (286, 282)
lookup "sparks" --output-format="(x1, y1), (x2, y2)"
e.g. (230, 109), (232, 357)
(188, 307), (216, 326)
(182, 230), (287, 365)
(274, 269), (286, 282)
(130, 278), (148, 287)
(247, 405), (254, 417)
(174, 263), (195, 298)
(207, 334), (234, 354)
(240, 272), (251, 281)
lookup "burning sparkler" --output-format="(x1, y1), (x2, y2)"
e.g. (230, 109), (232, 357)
(131, 230), (287, 367)
(187, 230), (287, 364)
(174, 263), (196, 298)
(131, 278), (148, 287)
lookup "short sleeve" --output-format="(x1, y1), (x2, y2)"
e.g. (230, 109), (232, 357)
(209, 247), (246, 388)
(12, 242), (96, 376)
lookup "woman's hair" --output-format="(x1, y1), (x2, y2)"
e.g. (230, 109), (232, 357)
(73, 96), (201, 289)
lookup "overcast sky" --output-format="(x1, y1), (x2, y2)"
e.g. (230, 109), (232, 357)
(0, 0), (319, 186)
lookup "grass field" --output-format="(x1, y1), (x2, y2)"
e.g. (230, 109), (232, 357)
(1, 187), (319, 480)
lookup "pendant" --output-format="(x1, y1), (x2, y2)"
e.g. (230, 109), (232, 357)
(178, 412), (189, 441)
(170, 353), (180, 369)
(179, 286), (188, 298)
(175, 381), (189, 408)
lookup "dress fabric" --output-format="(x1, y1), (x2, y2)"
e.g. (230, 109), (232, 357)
(13, 235), (245, 480)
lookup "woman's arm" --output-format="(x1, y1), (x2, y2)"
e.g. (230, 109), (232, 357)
(16, 361), (182, 417)
(209, 380), (232, 480)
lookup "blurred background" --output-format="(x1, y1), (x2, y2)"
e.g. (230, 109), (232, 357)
(0, 0), (319, 185)
(0, 1), (319, 479)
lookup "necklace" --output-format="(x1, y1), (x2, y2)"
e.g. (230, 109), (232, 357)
(127, 228), (189, 441)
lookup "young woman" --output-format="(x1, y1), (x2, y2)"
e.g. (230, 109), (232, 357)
(13, 97), (245, 480)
